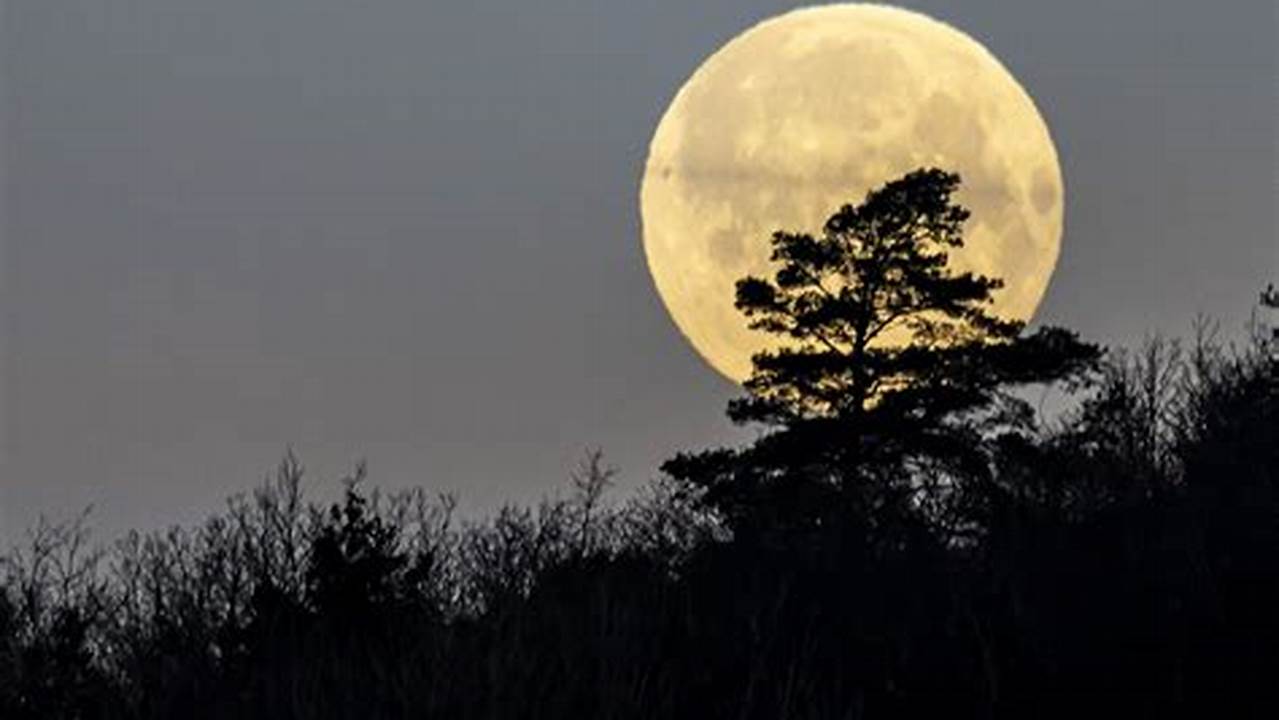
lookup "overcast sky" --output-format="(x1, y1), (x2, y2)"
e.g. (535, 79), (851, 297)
(3, 1), (1275, 544)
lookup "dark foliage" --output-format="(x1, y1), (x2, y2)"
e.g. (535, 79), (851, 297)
(2, 343), (1274, 718)
(666, 169), (1099, 538)
(2, 174), (1274, 718)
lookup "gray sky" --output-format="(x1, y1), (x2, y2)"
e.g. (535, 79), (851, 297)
(3, 1), (1276, 544)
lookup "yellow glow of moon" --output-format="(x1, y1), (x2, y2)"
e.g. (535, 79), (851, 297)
(640, 4), (1063, 383)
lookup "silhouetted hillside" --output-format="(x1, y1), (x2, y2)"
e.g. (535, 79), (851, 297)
(3, 172), (1275, 717)
(2, 329), (1273, 719)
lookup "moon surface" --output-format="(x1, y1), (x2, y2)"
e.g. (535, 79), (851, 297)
(640, 4), (1063, 383)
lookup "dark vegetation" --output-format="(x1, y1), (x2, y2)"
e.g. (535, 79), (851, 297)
(3, 170), (1276, 718)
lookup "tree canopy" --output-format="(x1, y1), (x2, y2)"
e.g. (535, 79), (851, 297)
(3, 169), (1273, 719)
(665, 168), (1099, 531)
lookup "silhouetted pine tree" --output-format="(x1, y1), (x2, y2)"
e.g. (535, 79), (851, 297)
(664, 169), (1099, 537)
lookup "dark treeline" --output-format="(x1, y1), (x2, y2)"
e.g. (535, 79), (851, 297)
(3, 171), (1276, 718)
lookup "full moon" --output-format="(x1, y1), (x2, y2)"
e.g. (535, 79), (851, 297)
(640, 4), (1063, 383)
